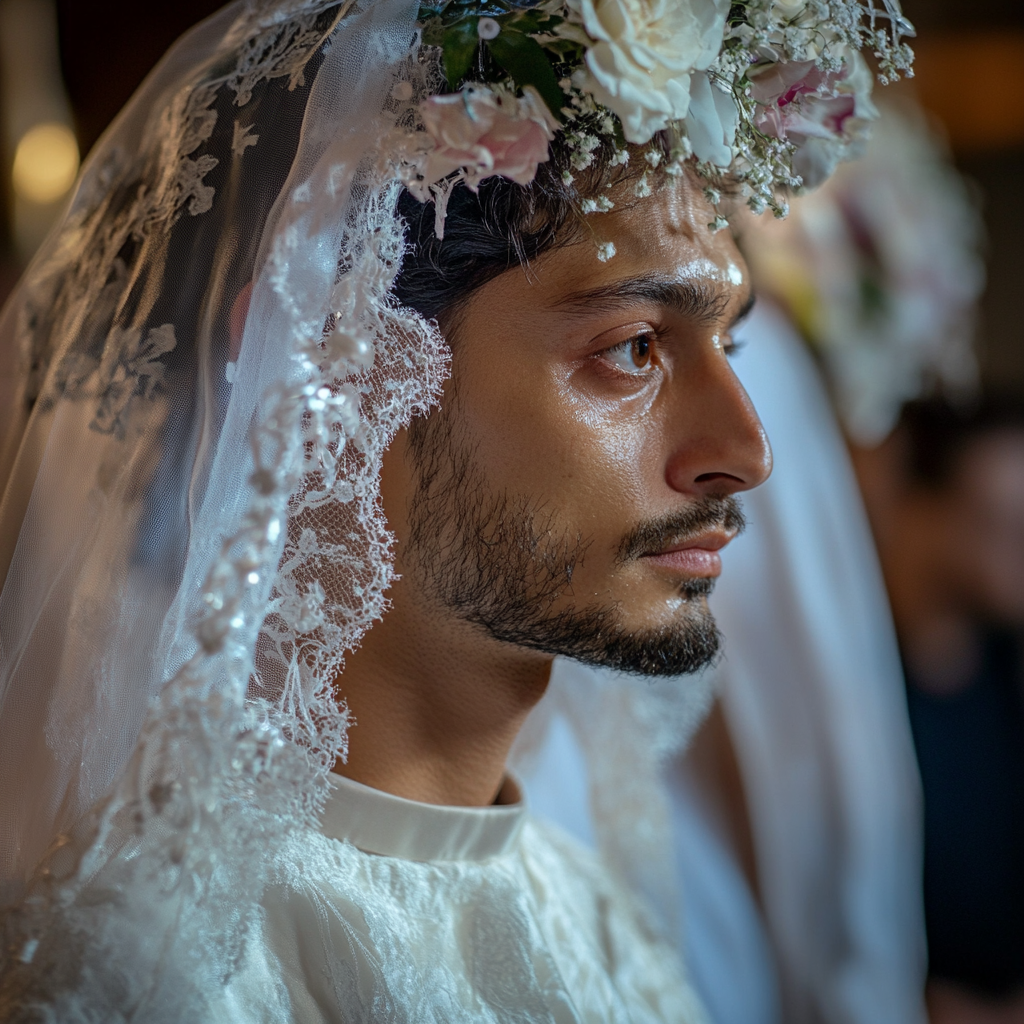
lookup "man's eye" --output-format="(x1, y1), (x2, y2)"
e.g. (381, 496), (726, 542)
(603, 334), (655, 375)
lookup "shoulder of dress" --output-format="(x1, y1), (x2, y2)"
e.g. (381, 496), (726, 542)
(517, 813), (624, 902)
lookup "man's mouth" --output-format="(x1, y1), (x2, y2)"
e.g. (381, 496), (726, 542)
(617, 496), (747, 573)
(639, 529), (736, 578)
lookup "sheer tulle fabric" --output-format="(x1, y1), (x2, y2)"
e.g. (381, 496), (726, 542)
(0, 0), (453, 1013)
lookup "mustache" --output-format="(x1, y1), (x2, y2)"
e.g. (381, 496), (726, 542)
(616, 496), (747, 564)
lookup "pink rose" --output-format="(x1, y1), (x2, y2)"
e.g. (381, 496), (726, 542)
(749, 59), (829, 108)
(418, 85), (558, 192)
(748, 53), (876, 188)
(749, 60), (854, 141)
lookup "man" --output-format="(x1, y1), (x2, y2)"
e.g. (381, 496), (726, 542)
(202, 153), (768, 1023)
(0, 1), (908, 1018)
(338, 170), (767, 807)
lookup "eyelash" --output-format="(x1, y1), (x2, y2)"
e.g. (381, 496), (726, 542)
(600, 332), (658, 376)
(724, 335), (744, 357)
(596, 327), (744, 378)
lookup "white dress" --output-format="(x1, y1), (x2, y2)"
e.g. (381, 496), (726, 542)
(215, 772), (707, 1023)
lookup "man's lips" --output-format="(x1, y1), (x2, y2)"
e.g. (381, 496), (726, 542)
(639, 530), (735, 578)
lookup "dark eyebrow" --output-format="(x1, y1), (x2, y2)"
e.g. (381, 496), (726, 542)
(553, 274), (754, 329)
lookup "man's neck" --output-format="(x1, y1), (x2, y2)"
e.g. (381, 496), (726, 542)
(332, 579), (552, 806)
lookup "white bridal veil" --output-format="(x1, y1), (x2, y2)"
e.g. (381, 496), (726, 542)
(0, 0), (451, 1010)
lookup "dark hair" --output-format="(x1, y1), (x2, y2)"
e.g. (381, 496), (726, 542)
(392, 131), (671, 326)
(899, 396), (1024, 489)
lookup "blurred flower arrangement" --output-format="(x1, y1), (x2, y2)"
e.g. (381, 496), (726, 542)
(739, 101), (985, 445)
(397, 0), (914, 234)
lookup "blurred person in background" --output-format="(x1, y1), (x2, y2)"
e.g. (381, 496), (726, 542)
(854, 397), (1024, 1023)
(522, 100), (984, 1024)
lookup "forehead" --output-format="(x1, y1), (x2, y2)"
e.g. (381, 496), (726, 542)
(528, 176), (746, 301)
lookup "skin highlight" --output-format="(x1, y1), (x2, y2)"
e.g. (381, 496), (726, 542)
(334, 176), (772, 807)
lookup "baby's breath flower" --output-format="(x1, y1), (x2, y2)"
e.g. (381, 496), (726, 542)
(748, 193), (768, 215)
(477, 17), (500, 40)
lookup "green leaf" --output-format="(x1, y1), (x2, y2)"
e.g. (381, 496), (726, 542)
(509, 10), (562, 34)
(486, 29), (565, 122)
(540, 37), (585, 60)
(442, 19), (480, 88)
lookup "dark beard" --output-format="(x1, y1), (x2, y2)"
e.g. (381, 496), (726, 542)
(405, 395), (742, 677)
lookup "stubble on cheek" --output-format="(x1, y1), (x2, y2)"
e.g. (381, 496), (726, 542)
(405, 392), (590, 621)
(403, 396), (723, 677)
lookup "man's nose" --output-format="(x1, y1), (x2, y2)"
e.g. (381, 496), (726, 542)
(663, 352), (772, 498)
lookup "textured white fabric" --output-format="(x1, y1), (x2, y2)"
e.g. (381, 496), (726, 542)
(212, 773), (708, 1023)
(523, 303), (927, 1024)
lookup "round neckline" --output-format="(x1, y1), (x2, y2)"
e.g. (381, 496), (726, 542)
(321, 772), (526, 863)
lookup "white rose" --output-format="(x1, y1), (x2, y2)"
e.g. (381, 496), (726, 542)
(569, 0), (729, 143)
(772, 0), (809, 16)
(684, 70), (739, 167)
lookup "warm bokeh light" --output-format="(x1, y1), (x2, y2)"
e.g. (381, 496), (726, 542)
(911, 30), (1024, 151)
(11, 121), (79, 204)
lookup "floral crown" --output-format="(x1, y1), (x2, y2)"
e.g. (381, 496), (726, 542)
(398, 0), (914, 239)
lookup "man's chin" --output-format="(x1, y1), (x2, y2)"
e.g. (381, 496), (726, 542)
(573, 617), (723, 677)
(477, 599), (723, 678)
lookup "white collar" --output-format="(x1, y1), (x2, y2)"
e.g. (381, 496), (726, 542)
(321, 772), (526, 863)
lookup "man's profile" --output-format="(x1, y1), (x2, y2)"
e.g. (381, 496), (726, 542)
(338, 142), (769, 808)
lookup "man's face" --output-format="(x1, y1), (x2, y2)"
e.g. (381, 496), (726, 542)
(382, 177), (772, 676)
